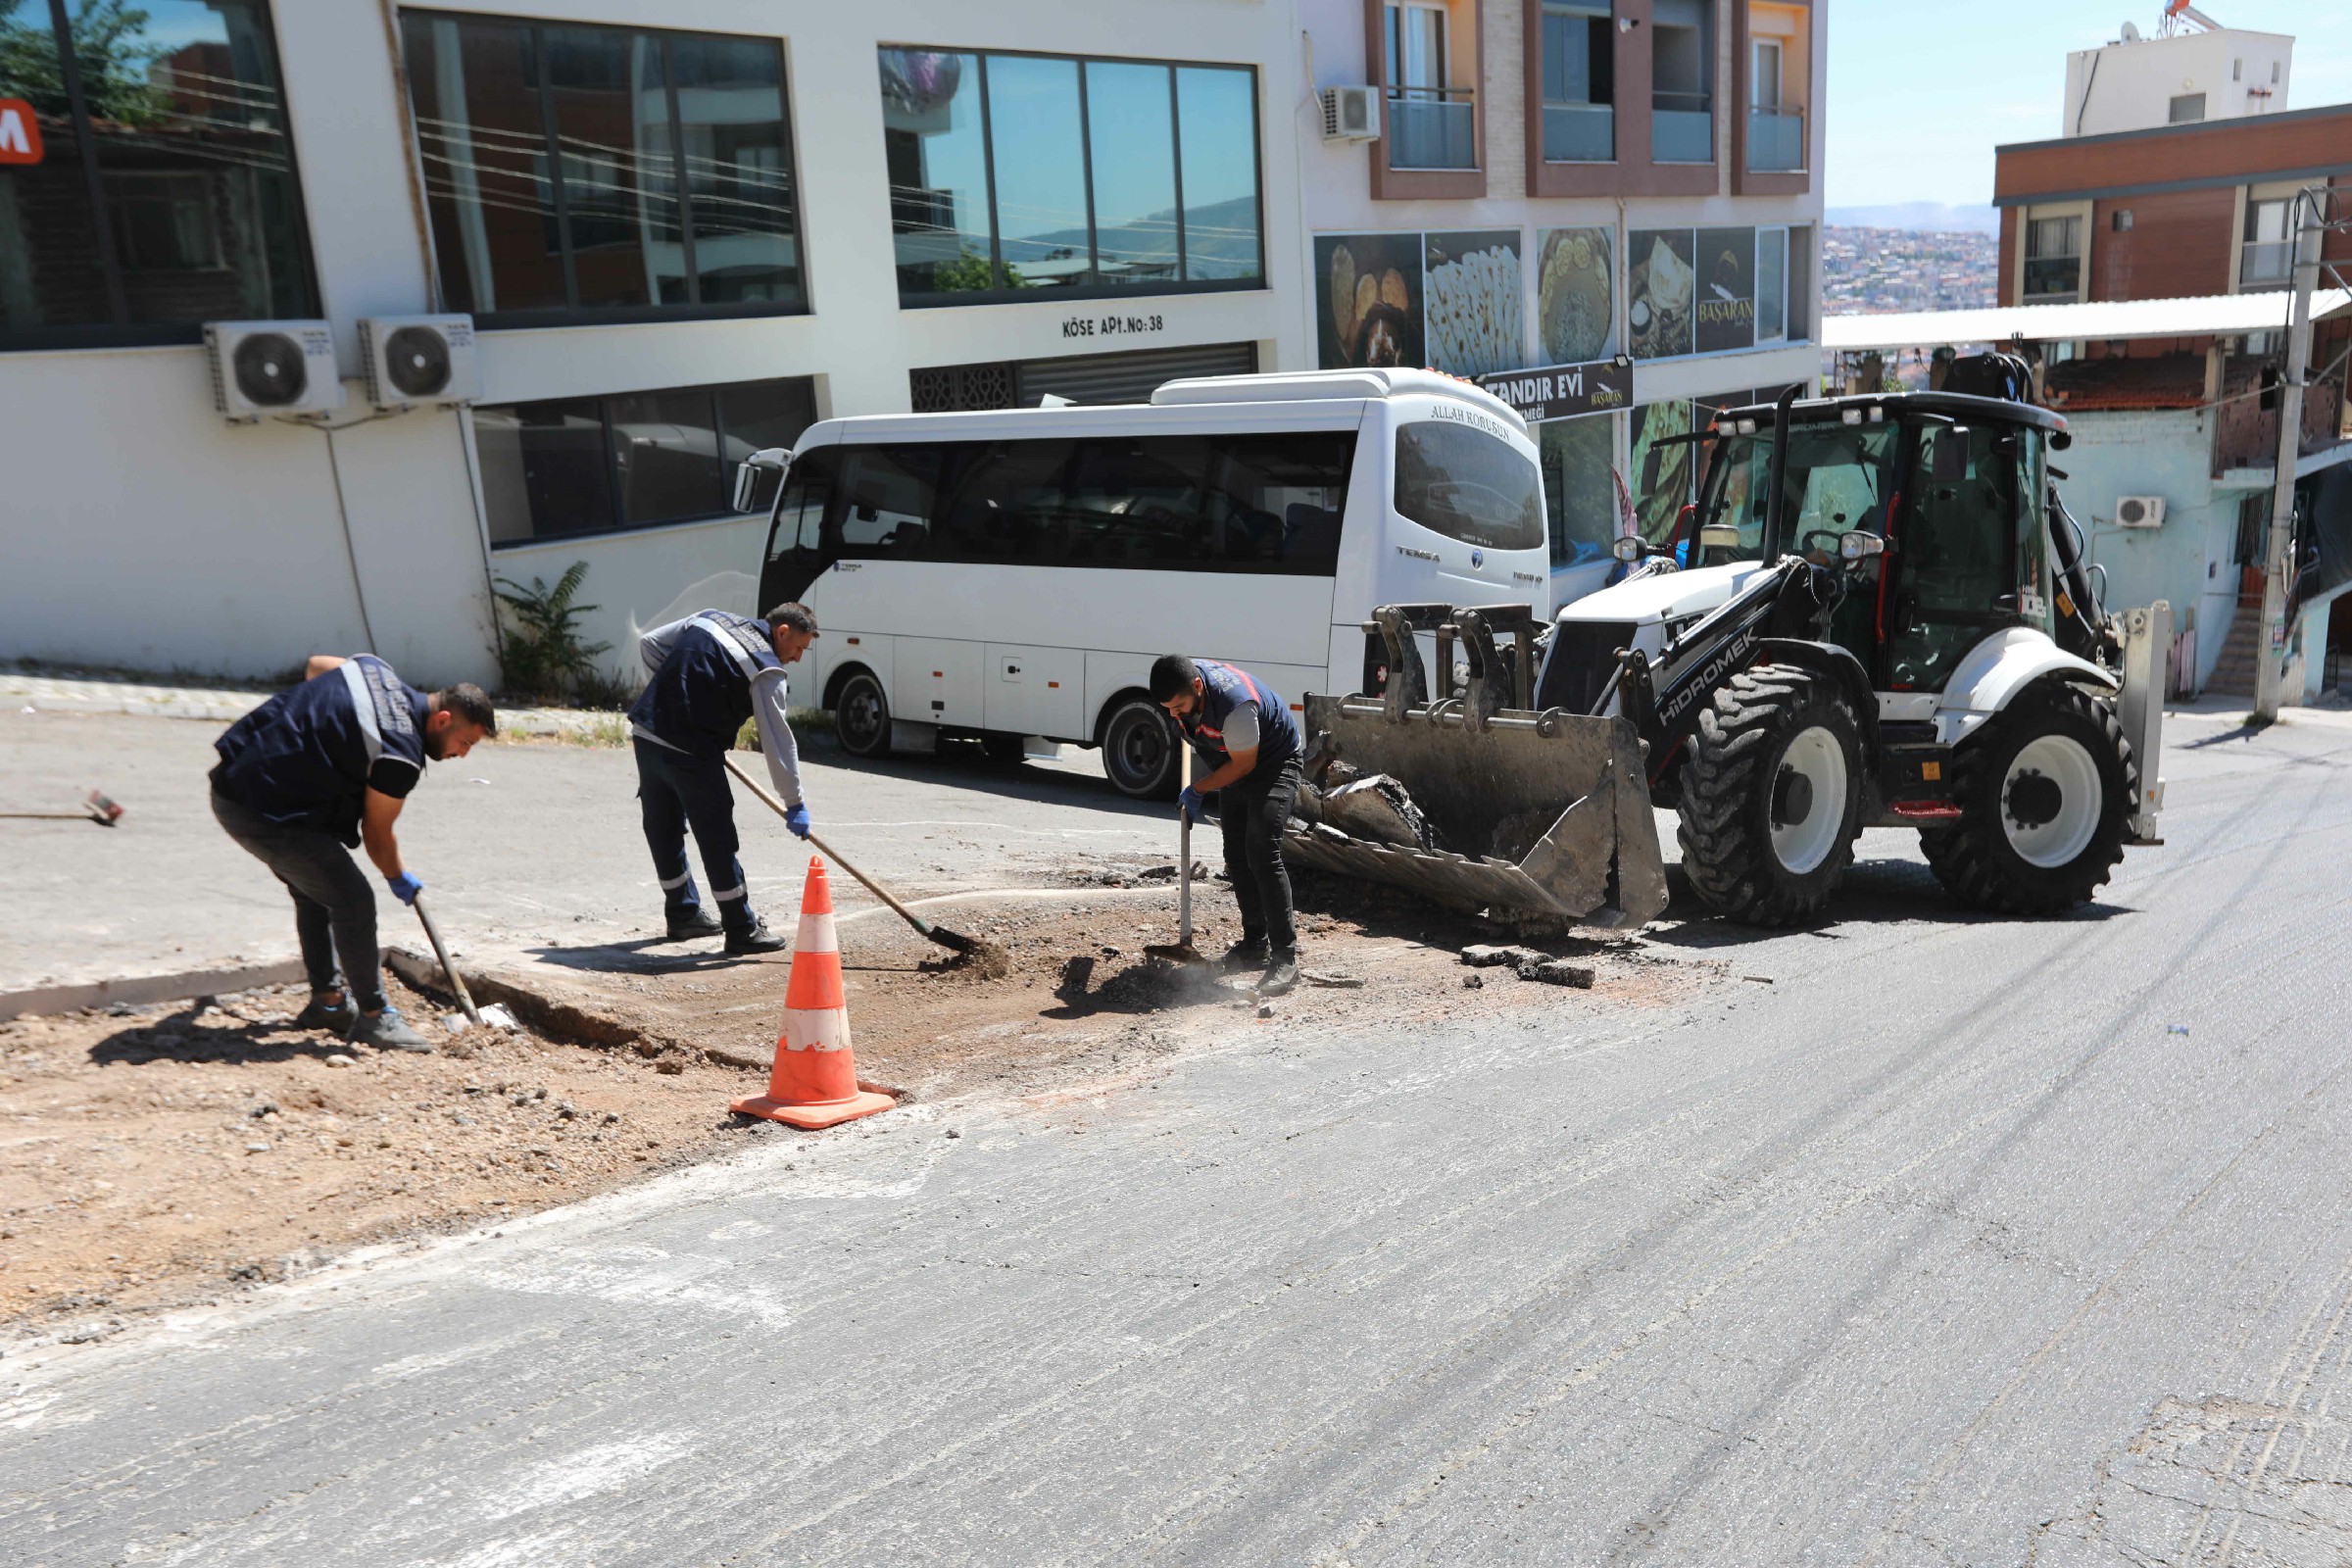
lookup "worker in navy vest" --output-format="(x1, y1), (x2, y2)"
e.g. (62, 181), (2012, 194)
(1149, 654), (1305, 997)
(210, 656), (497, 1053)
(628, 603), (817, 955)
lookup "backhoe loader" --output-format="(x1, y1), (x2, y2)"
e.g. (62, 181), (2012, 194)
(1287, 355), (2169, 927)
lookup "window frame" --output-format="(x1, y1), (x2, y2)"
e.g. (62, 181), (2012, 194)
(403, 9), (811, 328)
(2019, 203), (2087, 305)
(0, 0), (321, 352)
(885, 45), (1268, 309)
(476, 374), (818, 549)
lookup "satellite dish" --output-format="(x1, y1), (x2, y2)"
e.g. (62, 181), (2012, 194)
(2121, 20), (2141, 40)
(382, 324), (453, 400)
(230, 331), (309, 408)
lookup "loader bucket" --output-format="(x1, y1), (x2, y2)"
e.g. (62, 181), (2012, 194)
(1286, 693), (1670, 927)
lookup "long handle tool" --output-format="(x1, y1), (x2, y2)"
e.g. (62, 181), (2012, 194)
(1144, 744), (1206, 967)
(1, 790), (123, 825)
(410, 893), (483, 1028)
(723, 753), (984, 956)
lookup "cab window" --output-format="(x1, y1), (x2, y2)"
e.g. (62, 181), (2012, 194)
(1692, 421), (1899, 567)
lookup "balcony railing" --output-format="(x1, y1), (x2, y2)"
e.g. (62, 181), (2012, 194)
(2240, 239), (2293, 290)
(1745, 105), (1803, 172)
(1387, 86), (1477, 171)
(1542, 101), (1614, 162)
(1651, 91), (1712, 164)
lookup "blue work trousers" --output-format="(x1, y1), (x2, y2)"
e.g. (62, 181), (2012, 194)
(633, 739), (757, 932)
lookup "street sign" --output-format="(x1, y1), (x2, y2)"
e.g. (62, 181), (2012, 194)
(0, 100), (41, 165)
(1475, 357), (1633, 424)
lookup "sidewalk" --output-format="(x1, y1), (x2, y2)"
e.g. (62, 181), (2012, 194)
(2, 663), (628, 739)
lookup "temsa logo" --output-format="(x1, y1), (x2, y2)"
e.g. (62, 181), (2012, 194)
(0, 100), (41, 166)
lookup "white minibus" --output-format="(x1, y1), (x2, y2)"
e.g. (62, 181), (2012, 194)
(745, 368), (1551, 797)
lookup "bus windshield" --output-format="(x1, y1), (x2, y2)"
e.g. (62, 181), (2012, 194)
(1393, 418), (1544, 551)
(1693, 420), (1901, 566)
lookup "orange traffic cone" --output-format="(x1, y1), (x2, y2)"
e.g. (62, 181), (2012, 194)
(730, 858), (896, 1130)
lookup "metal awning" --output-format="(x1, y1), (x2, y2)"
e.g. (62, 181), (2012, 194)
(1823, 289), (2352, 352)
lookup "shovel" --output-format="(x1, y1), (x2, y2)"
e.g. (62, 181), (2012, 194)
(723, 753), (988, 957)
(1145, 744), (1207, 968)
(0, 790), (123, 826)
(409, 893), (483, 1028)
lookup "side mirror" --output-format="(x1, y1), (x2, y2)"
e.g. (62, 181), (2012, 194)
(1839, 530), (1886, 563)
(1698, 524), (1742, 551)
(2049, 428), (2072, 450)
(1612, 535), (1646, 564)
(1931, 432), (1969, 483)
(732, 446), (794, 514)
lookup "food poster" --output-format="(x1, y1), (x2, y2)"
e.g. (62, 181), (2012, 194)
(1422, 230), (1524, 379)
(1627, 228), (1695, 361)
(1536, 226), (1616, 365)
(1629, 400), (1694, 544)
(1693, 227), (1757, 355)
(1316, 233), (1425, 369)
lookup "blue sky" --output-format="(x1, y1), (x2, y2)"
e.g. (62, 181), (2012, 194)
(1826, 2), (2352, 210)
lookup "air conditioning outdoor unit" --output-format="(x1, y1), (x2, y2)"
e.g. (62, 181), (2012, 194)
(203, 320), (343, 422)
(2115, 494), (2167, 529)
(1320, 85), (1382, 142)
(360, 315), (480, 409)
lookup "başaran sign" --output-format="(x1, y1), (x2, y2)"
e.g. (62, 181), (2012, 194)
(1474, 357), (1633, 424)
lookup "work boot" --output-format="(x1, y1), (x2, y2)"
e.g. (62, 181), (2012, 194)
(1257, 952), (1301, 998)
(291, 991), (355, 1032)
(665, 907), (723, 941)
(1215, 938), (1268, 976)
(724, 918), (788, 956)
(347, 1005), (433, 1054)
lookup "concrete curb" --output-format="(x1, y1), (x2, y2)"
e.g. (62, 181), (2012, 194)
(0, 958), (309, 1023)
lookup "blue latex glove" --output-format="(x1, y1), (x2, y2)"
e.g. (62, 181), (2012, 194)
(1177, 785), (1203, 826)
(785, 804), (811, 840)
(385, 870), (422, 906)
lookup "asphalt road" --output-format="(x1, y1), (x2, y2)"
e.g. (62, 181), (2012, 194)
(5, 704), (2352, 1565)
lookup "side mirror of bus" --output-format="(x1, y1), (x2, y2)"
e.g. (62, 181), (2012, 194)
(732, 447), (794, 514)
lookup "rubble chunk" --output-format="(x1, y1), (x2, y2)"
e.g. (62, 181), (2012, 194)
(1516, 958), (1596, 989)
(1460, 944), (1540, 968)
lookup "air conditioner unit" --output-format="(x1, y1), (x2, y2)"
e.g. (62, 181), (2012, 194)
(359, 314), (481, 409)
(1320, 85), (1382, 143)
(203, 320), (343, 422)
(2115, 494), (2166, 528)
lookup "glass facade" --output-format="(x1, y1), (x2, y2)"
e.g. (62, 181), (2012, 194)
(475, 376), (818, 545)
(0, 0), (314, 346)
(402, 14), (805, 321)
(880, 48), (1262, 304)
(1540, 2), (1614, 163)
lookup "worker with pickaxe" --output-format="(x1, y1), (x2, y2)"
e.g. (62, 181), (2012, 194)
(627, 603), (818, 955)
(1151, 655), (1303, 997)
(210, 657), (497, 1052)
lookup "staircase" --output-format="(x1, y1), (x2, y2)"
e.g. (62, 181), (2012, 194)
(2203, 600), (2264, 700)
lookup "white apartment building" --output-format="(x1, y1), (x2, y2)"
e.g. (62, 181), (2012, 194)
(2063, 12), (2292, 137)
(0, 0), (1825, 686)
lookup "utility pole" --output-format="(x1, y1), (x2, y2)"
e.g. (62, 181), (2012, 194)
(2254, 190), (2323, 721)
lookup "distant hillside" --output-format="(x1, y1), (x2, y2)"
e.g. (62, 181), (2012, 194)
(1826, 203), (2000, 236)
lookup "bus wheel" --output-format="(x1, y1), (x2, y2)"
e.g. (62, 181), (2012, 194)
(1101, 696), (1177, 799)
(835, 670), (892, 760)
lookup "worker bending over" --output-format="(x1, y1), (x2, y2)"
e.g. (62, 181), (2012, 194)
(211, 655), (497, 1052)
(1151, 654), (1303, 997)
(629, 603), (817, 955)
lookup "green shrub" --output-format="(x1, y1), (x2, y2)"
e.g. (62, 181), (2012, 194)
(493, 563), (612, 704)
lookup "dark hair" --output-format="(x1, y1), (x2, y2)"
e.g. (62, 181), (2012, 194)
(764, 602), (819, 636)
(1148, 655), (1200, 704)
(430, 682), (498, 737)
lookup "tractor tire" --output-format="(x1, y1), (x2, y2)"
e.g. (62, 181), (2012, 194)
(1675, 663), (1864, 926)
(1921, 682), (2135, 914)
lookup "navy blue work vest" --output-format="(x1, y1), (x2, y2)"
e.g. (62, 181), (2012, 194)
(1177, 659), (1300, 777)
(629, 612), (781, 758)
(211, 655), (430, 845)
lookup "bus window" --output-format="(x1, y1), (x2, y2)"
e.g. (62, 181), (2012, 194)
(936, 439), (1078, 564)
(836, 447), (943, 558)
(1394, 420), (1544, 551)
(767, 447), (837, 567)
(1063, 437), (1213, 566)
(1202, 432), (1351, 573)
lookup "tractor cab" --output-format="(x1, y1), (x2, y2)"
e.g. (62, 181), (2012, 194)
(1681, 388), (2075, 696)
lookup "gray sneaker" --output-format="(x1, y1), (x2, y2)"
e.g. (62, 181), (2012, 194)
(347, 1006), (433, 1054)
